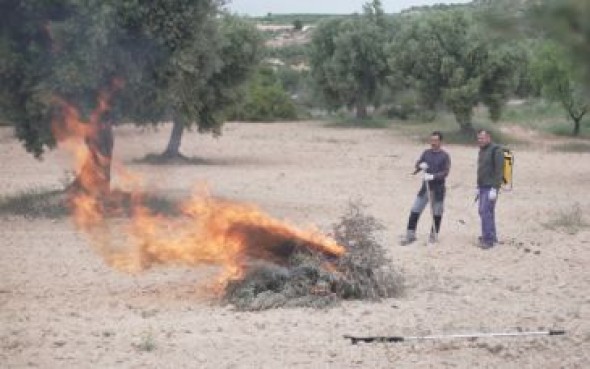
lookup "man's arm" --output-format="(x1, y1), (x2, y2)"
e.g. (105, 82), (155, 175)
(413, 151), (428, 174)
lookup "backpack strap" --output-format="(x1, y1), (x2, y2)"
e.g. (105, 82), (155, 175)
(491, 145), (499, 171)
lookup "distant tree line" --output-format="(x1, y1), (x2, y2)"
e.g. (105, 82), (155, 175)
(306, 0), (588, 135)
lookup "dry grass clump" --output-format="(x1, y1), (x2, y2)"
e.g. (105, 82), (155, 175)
(223, 201), (404, 311)
(542, 203), (588, 234)
(0, 187), (178, 219)
(551, 142), (590, 153)
(0, 188), (69, 218)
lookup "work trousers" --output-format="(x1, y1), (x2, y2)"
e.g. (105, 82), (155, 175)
(478, 186), (498, 245)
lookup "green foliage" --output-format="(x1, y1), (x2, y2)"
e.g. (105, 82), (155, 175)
(293, 19), (303, 31)
(530, 0), (590, 89)
(275, 67), (307, 96)
(309, 1), (391, 119)
(191, 15), (263, 132)
(502, 99), (563, 123)
(389, 10), (521, 131)
(530, 41), (588, 135)
(227, 68), (297, 122)
(0, 1), (262, 158)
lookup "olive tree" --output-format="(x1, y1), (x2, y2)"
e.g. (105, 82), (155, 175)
(309, 0), (390, 119)
(389, 10), (521, 132)
(0, 0), (261, 193)
(531, 42), (588, 136)
(530, 0), (590, 90)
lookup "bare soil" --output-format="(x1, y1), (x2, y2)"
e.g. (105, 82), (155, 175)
(1, 121), (589, 368)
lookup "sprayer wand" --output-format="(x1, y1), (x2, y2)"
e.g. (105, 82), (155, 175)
(344, 329), (565, 345)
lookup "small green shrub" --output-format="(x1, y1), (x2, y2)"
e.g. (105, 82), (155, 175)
(134, 330), (156, 352)
(227, 68), (298, 122)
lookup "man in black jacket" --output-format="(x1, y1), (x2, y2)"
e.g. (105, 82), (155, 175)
(400, 131), (451, 245)
(476, 129), (504, 249)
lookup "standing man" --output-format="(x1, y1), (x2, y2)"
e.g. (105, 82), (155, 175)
(476, 129), (504, 249)
(400, 131), (451, 245)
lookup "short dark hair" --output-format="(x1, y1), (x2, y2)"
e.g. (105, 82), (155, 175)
(431, 131), (443, 141)
(477, 129), (491, 137)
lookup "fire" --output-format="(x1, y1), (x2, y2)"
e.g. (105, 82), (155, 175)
(52, 94), (345, 287)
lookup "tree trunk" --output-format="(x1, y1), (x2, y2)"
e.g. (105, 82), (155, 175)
(573, 118), (581, 136)
(355, 101), (368, 119)
(453, 107), (475, 136)
(459, 122), (475, 134)
(569, 108), (586, 136)
(163, 118), (185, 158)
(71, 118), (114, 198)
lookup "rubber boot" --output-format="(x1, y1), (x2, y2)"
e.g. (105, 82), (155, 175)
(400, 212), (420, 246)
(429, 215), (442, 243)
(400, 229), (417, 246)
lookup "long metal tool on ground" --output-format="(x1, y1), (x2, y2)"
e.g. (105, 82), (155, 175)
(344, 329), (565, 345)
(423, 173), (438, 243)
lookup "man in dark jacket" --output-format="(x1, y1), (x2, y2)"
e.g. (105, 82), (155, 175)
(476, 129), (504, 249)
(400, 131), (451, 245)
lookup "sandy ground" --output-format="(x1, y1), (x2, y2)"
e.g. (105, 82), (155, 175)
(1, 121), (589, 368)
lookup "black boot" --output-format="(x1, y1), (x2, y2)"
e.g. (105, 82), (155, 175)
(429, 215), (442, 243)
(400, 212), (420, 246)
(434, 215), (442, 233)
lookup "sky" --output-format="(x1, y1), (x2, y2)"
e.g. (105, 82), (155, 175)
(226, 0), (473, 16)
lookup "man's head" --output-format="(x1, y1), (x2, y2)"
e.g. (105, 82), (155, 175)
(477, 129), (492, 148)
(430, 131), (443, 150)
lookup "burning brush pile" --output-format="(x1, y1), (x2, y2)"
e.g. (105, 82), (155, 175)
(224, 201), (404, 310)
(53, 95), (403, 311)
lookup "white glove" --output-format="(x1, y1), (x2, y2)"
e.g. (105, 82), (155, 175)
(489, 188), (498, 201)
(418, 162), (429, 170)
(423, 173), (434, 181)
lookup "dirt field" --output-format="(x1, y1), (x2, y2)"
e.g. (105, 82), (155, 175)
(1, 121), (589, 368)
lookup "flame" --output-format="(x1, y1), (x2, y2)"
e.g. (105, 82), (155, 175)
(52, 93), (345, 288)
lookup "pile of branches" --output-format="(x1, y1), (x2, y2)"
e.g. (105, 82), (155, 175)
(223, 201), (404, 310)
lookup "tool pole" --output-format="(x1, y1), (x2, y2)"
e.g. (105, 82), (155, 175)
(423, 173), (438, 243)
(344, 329), (565, 345)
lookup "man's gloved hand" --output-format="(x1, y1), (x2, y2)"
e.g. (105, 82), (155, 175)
(423, 173), (434, 181)
(489, 188), (498, 201)
(418, 162), (429, 170)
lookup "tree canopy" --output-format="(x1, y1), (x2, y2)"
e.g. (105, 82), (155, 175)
(530, 0), (590, 90)
(0, 0), (261, 159)
(531, 41), (588, 135)
(309, 0), (391, 119)
(389, 10), (521, 132)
